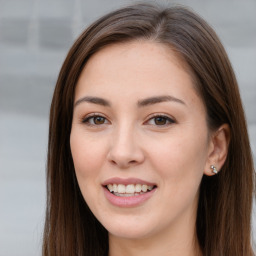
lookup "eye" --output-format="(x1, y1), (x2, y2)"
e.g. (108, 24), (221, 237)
(146, 115), (175, 126)
(82, 114), (109, 125)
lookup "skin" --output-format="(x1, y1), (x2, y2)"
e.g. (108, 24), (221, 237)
(70, 41), (229, 256)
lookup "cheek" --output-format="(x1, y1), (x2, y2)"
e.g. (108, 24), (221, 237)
(70, 129), (107, 180)
(148, 126), (208, 186)
(70, 129), (109, 212)
(146, 131), (208, 222)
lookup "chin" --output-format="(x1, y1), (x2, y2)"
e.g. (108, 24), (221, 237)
(101, 216), (158, 240)
(108, 227), (152, 240)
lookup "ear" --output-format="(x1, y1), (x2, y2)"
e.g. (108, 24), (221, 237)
(204, 124), (230, 176)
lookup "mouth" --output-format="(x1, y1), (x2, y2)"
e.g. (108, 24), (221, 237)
(102, 177), (157, 207)
(105, 183), (157, 197)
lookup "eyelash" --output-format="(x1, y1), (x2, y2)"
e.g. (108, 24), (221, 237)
(145, 114), (176, 126)
(81, 113), (109, 126)
(81, 114), (176, 126)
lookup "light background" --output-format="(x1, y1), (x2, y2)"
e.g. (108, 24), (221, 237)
(0, 0), (255, 255)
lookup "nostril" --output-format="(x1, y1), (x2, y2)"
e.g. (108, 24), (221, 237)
(109, 158), (137, 165)
(110, 159), (117, 165)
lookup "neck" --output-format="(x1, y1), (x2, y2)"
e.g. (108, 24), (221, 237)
(108, 217), (202, 256)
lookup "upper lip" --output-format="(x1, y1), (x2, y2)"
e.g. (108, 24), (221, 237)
(102, 177), (156, 186)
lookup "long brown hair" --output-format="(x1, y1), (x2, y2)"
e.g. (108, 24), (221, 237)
(43, 2), (255, 255)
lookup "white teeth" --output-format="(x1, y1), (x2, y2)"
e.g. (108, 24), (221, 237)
(107, 184), (113, 192)
(142, 184), (147, 192)
(148, 185), (154, 191)
(135, 184), (141, 192)
(117, 184), (126, 193)
(113, 184), (118, 193)
(106, 183), (155, 194)
(115, 193), (136, 197)
(126, 184), (135, 193)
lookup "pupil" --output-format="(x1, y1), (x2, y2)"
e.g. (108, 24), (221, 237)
(94, 116), (104, 124)
(155, 117), (166, 125)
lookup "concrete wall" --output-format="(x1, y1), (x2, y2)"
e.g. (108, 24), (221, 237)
(0, 0), (255, 255)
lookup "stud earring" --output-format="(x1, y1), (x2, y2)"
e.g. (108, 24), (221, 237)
(210, 165), (218, 174)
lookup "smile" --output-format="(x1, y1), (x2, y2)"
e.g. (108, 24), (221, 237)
(102, 178), (157, 207)
(106, 184), (155, 197)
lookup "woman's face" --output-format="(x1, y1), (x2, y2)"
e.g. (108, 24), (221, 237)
(70, 41), (212, 240)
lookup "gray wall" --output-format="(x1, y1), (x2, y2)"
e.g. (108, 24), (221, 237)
(0, 0), (255, 255)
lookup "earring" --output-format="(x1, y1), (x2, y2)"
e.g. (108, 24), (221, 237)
(210, 165), (218, 174)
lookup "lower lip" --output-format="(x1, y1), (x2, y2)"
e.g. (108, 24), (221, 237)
(103, 186), (156, 207)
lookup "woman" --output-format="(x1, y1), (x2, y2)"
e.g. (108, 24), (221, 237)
(43, 2), (255, 256)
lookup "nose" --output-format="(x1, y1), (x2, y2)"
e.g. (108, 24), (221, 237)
(107, 126), (145, 169)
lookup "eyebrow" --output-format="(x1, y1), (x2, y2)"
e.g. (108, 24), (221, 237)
(137, 95), (186, 107)
(74, 95), (186, 108)
(74, 96), (111, 107)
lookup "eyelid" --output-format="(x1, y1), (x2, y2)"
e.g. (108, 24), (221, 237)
(81, 113), (110, 125)
(80, 112), (175, 126)
(144, 113), (176, 125)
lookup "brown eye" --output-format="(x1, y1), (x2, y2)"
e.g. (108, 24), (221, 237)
(82, 115), (108, 125)
(146, 115), (175, 126)
(94, 116), (105, 125)
(154, 117), (168, 125)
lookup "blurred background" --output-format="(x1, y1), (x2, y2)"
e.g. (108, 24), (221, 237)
(0, 0), (255, 255)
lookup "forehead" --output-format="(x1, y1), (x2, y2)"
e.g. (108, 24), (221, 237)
(82, 40), (189, 79)
(75, 41), (201, 108)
